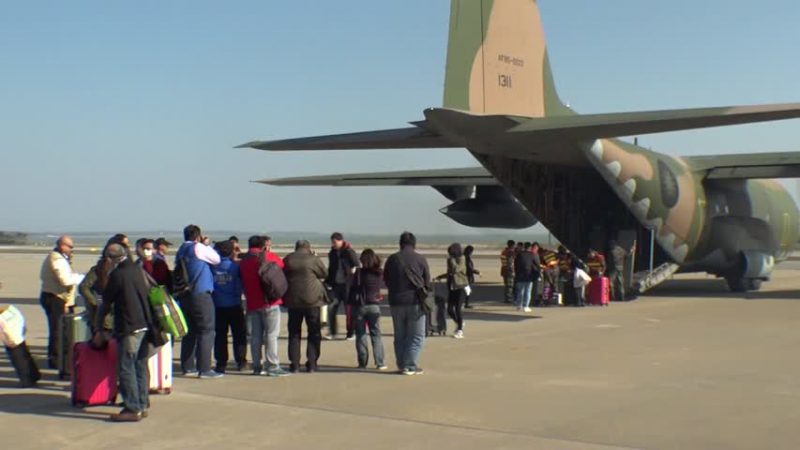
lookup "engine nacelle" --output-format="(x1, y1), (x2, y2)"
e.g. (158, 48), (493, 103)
(440, 197), (537, 229)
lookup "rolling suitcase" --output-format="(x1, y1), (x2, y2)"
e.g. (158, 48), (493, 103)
(426, 282), (447, 336)
(71, 340), (118, 407)
(148, 337), (173, 394)
(588, 277), (611, 306)
(58, 312), (91, 379)
(5, 341), (41, 388)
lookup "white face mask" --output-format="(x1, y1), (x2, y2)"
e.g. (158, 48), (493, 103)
(143, 249), (153, 258)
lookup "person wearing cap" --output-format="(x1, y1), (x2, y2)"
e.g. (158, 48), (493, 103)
(283, 240), (328, 373)
(39, 235), (84, 369)
(154, 238), (172, 268)
(176, 224), (222, 379)
(93, 243), (153, 422)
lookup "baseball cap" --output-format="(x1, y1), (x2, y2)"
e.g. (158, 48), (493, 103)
(155, 238), (173, 247)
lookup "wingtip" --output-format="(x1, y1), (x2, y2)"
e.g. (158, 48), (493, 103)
(235, 141), (260, 149)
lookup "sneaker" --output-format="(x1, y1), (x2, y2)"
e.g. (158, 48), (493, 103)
(524, 307), (532, 313)
(252, 366), (264, 376)
(414, 367), (425, 375)
(345, 335), (356, 341)
(141, 410), (149, 419)
(214, 366), (226, 374)
(182, 370), (198, 377)
(454, 330), (464, 339)
(323, 335), (334, 341)
(198, 370), (224, 379)
(401, 368), (416, 376)
(377, 365), (389, 371)
(236, 362), (247, 372)
(266, 367), (290, 377)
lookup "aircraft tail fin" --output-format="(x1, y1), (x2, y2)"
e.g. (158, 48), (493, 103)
(443, 0), (569, 118)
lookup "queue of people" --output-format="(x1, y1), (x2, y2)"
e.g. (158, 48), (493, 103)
(30, 227), (446, 421)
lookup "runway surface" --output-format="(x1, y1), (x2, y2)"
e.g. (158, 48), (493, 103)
(1, 252), (799, 449)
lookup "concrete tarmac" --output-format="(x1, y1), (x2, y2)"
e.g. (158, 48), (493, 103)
(1, 252), (799, 450)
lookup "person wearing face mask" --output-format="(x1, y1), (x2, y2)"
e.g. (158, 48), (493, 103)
(136, 238), (171, 287)
(39, 235), (85, 369)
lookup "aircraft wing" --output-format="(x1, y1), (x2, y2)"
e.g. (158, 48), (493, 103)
(254, 167), (498, 187)
(507, 103), (800, 141)
(238, 126), (459, 151)
(685, 152), (800, 179)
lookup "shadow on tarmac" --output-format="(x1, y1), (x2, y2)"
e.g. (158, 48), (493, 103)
(0, 393), (110, 421)
(646, 279), (800, 301)
(0, 297), (41, 306)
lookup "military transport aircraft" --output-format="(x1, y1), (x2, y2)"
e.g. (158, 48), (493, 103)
(238, 0), (800, 293)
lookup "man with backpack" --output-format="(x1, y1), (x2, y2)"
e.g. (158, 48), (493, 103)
(239, 235), (290, 377)
(174, 225), (222, 379)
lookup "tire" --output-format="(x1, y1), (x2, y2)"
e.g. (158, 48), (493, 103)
(726, 277), (763, 293)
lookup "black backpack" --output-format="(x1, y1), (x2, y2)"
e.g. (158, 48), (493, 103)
(170, 257), (193, 298)
(257, 254), (288, 303)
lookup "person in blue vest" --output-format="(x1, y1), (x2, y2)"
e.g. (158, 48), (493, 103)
(212, 240), (246, 373)
(176, 224), (222, 378)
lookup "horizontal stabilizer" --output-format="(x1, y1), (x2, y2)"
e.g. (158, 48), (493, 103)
(238, 126), (460, 151)
(509, 103), (800, 141)
(687, 152), (800, 179)
(255, 167), (498, 187)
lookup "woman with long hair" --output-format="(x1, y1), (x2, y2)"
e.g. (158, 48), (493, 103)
(446, 243), (468, 339)
(351, 249), (387, 369)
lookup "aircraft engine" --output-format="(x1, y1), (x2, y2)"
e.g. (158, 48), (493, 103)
(436, 186), (537, 229)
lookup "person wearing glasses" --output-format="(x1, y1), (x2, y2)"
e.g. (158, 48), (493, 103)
(39, 235), (85, 369)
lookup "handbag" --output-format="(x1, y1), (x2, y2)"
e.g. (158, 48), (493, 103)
(349, 269), (368, 306)
(397, 253), (435, 314)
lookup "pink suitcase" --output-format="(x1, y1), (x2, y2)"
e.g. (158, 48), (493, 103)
(71, 340), (119, 407)
(148, 339), (173, 394)
(588, 277), (611, 306)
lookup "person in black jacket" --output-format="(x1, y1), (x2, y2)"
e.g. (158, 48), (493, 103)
(350, 249), (387, 370)
(326, 232), (360, 340)
(514, 242), (541, 313)
(384, 232), (430, 375)
(93, 244), (153, 423)
(463, 245), (480, 309)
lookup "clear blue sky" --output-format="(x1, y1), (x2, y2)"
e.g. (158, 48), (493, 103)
(2, 0), (799, 236)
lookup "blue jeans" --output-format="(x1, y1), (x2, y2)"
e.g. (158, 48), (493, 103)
(118, 331), (150, 413)
(180, 292), (216, 373)
(516, 282), (533, 308)
(390, 304), (426, 371)
(355, 304), (385, 367)
(248, 305), (282, 370)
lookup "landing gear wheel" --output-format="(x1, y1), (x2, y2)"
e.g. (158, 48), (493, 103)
(726, 277), (763, 293)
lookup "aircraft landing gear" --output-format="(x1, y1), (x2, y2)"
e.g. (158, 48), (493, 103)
(725, 277), (763, 293)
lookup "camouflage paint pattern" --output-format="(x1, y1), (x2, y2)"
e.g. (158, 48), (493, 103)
(441, 0), (800, 273)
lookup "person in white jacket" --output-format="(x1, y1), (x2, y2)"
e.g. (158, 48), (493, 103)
(39, 235), (84, 368)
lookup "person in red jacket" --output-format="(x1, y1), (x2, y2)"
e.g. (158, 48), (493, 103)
(136, 238), (171, 287)
(239, 235), (290, 377)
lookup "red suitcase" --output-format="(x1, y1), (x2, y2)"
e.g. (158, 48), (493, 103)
(588, 277), (610, 306)
(71, 340), (119, 407)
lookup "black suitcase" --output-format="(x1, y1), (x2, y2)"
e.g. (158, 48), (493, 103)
(5, 341), (41, 388)
(426, 283), (448, 336)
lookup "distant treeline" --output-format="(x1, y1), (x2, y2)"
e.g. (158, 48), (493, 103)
(0, 232), (28, 245)
(23, 230), (557, 249)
